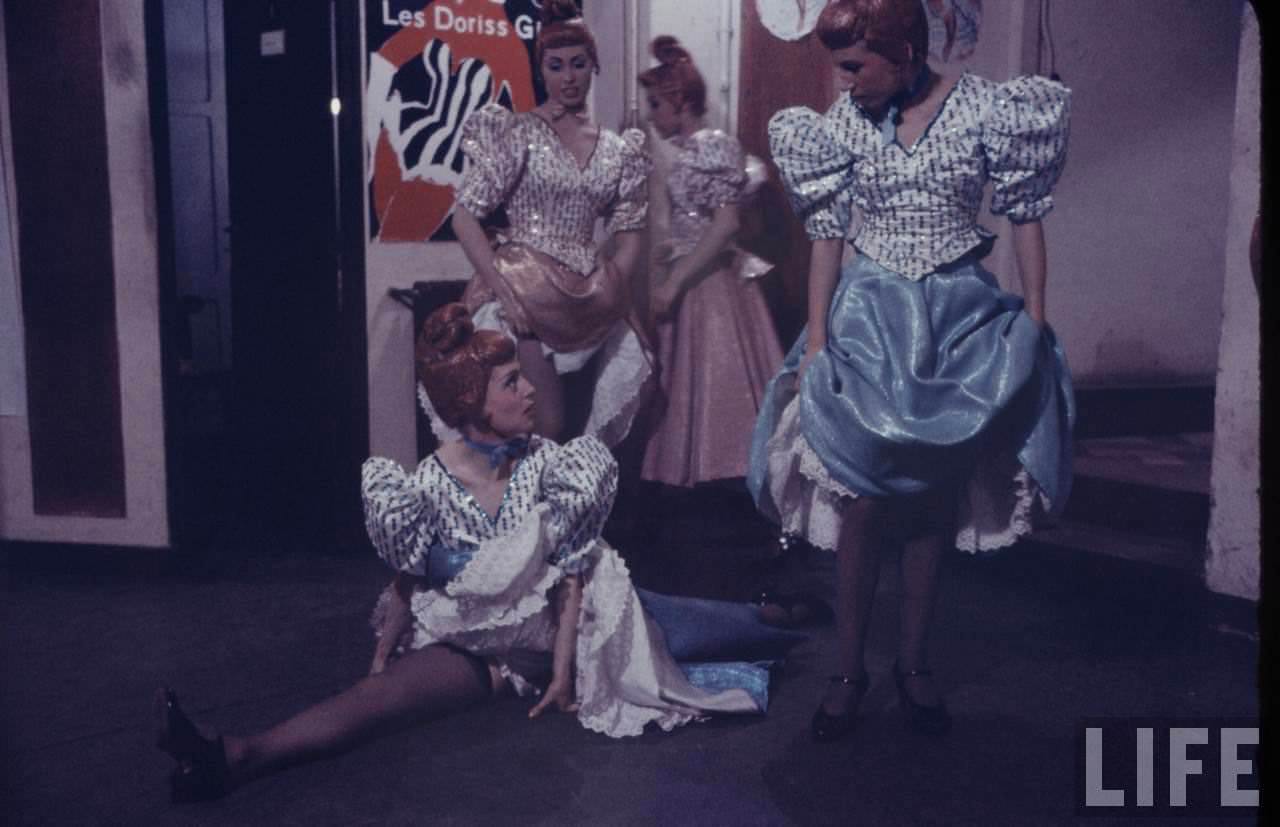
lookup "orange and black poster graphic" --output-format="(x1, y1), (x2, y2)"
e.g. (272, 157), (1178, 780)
(367, 0), (561, 242)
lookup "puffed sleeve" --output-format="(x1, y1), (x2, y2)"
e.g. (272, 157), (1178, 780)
(685, 130), (748, 210)
(361, 457), (437, 575)
(604, 128), (651, 236)
(539, 436), (618, 574)
(768, 105), (858, 240)
(982, 76), (1071, 223)
(454, 103), (526, 219)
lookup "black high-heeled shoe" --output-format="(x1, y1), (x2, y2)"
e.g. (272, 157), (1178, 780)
(810, 673), (870, 743)
(156, 687), (229, 802)
(892, 663), (952, 737)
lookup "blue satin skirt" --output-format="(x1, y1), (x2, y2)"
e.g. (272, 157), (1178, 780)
(748, 252), (1074, 516)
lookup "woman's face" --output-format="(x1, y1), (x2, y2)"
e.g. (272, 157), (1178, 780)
(830, 41), (905, 115)
(644, 90), (682, 138)
(481, 359), (536, 438)
(541, 45), (594, 109)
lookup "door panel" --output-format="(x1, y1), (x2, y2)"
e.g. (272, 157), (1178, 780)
(0, 0), (169, 546)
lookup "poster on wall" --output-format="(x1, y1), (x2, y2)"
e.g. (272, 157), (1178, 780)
(366, 0), (559, 243)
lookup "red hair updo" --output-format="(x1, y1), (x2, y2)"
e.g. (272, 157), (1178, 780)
(637, 36), (707, 117)
(415, 303), (516, 429)
(815, 0), (929, 68)
(536, 0), (598, 69)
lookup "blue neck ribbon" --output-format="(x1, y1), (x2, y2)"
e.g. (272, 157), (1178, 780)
(878, 65), (932, 147)
(462, 435), (530, 469)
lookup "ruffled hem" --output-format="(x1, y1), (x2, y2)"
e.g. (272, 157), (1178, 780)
(757, 397), (854, 552)
(758, 398), (1047, 554)
(579, 322), (654, 448)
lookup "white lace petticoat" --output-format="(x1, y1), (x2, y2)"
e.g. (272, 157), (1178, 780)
(759, 397), (1050, 553)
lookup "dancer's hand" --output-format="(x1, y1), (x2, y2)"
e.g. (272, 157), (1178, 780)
(370, 575), (414, 675)
(369, 640), (394, 676)
(485, 269), (533, 338)
(798, 342), (822, 381)
(651, 281), (681, 321)
(651, 240), (673, 267)
(528, 677), (578, 718)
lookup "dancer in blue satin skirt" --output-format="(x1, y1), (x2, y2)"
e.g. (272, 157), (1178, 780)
(747, 0), (1074, 741)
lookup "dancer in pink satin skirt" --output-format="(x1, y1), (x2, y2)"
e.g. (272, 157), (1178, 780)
(637, 37), (785, 488)
(451, 1), (652, 447)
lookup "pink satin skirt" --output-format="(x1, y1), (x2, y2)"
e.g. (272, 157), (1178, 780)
(463, 243), (632, 355)
(641, 254), (784, 487)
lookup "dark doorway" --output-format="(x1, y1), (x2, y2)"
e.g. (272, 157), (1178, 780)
(154, 0), (368, 557)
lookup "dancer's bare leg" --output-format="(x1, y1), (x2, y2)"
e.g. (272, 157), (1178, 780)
(517, 338), (564, 440)
(823, 497), (886, 713)
(896, 488), (954, 706)
(897, 529), (946, 706)
(224, 644), (496, 783)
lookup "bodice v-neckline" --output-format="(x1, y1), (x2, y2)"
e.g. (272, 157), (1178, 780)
(884, 71), (967, 155)
(432, 453), (528, 526)
(529, 111), (601, 172)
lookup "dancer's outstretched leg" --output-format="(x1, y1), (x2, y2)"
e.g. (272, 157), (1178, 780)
(159, 643), (496, 797)
(228, 644), (496, 780)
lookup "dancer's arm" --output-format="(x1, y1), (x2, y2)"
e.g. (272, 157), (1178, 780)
(529, 574), (583, 718)
(1012, 219), (1047, 326)
(370, 573), (419, 675)
(799, 237), (844, 376)
(607, 229), (645, 282)
(651, 203), (741, 319)
(453, 207), (532, 336)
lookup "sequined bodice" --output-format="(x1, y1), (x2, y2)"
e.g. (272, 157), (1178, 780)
(666, 129), (748, 259)
(456, 105), (649, 275)
(362, 436), (615, 579)
(769, 73), (1070, 279)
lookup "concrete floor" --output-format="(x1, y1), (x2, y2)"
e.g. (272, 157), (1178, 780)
(1, 500), (1260, 826)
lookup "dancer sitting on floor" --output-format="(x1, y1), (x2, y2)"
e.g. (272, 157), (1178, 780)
(155, 303), (805, 802)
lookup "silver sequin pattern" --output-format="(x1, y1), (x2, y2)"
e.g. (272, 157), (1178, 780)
(769, 73), (1070, 280)
(665, 129), (749, 259)
(361, 436), (618, 578)
(455, 103), (651, 276)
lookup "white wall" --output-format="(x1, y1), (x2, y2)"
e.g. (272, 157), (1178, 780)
(643, 0), (739, 132)
(1205, 4), (1259, 601)
(0, 0), (170, 547)
(1041, 0), (1243, 385)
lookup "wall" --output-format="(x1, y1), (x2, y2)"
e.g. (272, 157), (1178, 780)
(0, 0), (170, 547)
(1205, 3), (1259, 601)
(1041, 0), (1243, 385)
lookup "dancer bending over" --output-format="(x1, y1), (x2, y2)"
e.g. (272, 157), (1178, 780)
(749, 0), (1074, 741)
